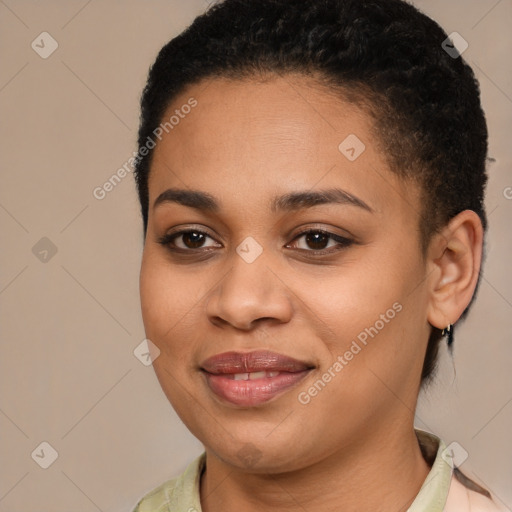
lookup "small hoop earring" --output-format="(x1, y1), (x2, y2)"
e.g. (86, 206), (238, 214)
(442, 324), (454, 347)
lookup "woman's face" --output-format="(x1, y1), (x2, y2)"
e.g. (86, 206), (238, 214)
(140, 75), (432, 472)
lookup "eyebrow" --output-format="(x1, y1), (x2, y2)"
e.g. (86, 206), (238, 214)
(153, 187), (373, 213)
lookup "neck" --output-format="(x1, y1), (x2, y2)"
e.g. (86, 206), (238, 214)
(200, 425), (430, 512)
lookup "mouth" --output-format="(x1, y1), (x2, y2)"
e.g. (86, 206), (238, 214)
(200, 350), (315, 407)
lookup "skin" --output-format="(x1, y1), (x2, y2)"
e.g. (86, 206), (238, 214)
(139, 75), (483, 512)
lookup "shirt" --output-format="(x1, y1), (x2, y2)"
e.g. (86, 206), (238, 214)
(132, 429), (507, 512)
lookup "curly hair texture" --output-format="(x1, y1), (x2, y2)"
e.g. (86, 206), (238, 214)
(134, 0), (489, 383)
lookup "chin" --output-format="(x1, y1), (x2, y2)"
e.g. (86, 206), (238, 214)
(202, 429), (318, 474)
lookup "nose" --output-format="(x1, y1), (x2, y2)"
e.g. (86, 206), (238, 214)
(205, 250), (293, 331)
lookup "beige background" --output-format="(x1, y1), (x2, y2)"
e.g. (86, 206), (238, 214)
(0, 1), (511, 510)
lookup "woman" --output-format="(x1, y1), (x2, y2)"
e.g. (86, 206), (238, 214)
(131, 0), (506, 510)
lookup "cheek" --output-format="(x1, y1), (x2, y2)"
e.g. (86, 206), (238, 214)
(291, 260), (403, 338)
(139, 252), (192, 347)
(140, 258), (166, 338)
(139, 252), (199, 405)
(293, 248), (426, 379)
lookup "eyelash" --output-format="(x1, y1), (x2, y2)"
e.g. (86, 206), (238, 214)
(157, 227), (354, 256)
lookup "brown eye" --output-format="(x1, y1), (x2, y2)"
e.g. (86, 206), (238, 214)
(157, 229), (221, 251)
(287, 229), (353, 253)
(303, 232), (330, 250)
(180, 231), (207, 249)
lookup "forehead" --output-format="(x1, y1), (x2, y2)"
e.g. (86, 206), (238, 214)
(147, 76), (419, 221)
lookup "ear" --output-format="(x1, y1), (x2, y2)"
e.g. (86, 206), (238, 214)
(426, 210), (484, 330)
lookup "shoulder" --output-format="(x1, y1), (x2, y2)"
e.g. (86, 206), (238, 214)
(131, 475), (180, 512)
(131, 453), (206, 512)
(444, 471), (509, 512)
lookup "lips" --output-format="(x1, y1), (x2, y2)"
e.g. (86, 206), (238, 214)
(200, 350), (314, 407)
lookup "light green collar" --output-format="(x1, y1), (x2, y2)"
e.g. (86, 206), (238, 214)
(408, 429), (453, 511)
